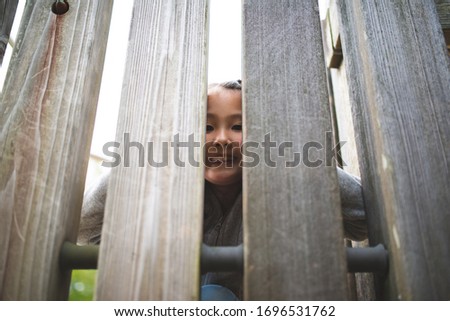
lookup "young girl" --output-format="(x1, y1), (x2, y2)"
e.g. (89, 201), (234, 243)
(78, 80), (367, 300)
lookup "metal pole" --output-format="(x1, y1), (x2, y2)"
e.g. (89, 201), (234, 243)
(200, 244), (243, 273)
(346, 244), (388, 274)
(60, 242), (99, 270)
(60, 241), (388, 275)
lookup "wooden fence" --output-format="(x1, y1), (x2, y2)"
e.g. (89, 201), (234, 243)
(0, 0), (449, 300)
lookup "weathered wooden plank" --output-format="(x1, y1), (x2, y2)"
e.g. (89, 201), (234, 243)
(325, 0), (450, 67)
(435, 0), (450, 51)
(0, 0), (113, 300)
(95, 0), (208, 300)
(0, 0), (19, 66)
(242, 0), (348, 300)
(328, 60), (376, 301)
(329, 61), (360, 177)
(337, 0), (450, 299)
(322, 0), (342, 68)
(436, 0), (450, 27)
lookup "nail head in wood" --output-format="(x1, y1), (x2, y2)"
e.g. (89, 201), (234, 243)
(52, 1), (69, 15)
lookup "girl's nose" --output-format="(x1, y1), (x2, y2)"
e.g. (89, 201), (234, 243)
(213, 129), (231, 146)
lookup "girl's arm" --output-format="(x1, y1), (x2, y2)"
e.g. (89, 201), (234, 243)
(77, 168), (368, 244)
(337, 167), (368, 241)
(77, 173), (109, 245)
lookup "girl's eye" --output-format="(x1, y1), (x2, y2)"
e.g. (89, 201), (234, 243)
(206, 125), (214, 132)
(232, 124), (242, 131)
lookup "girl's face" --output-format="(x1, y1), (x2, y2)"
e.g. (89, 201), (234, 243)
(204, 87), (243, 186)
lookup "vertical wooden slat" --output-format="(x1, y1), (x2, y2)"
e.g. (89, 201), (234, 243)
(435, 0), (450, 51)
(96, 0), (208, 300)
(0, 0), (19, 66)
(337, 0), (450, 299)
(322, 0), (343, 69)
(0, 0), (113, 300)
(322, 7), (376, 300)
(242, 0), (348, 300)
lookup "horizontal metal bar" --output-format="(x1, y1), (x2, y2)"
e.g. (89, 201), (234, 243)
(346, 244), (389, 274)
(60, 242), (388, 274)
(60, 242), (99, 270)
(201, 244), (243, 273)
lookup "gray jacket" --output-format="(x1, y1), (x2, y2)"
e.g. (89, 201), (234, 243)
(77, 167), (367, 299)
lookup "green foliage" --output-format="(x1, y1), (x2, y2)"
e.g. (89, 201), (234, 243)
(69, 270), (97, 301)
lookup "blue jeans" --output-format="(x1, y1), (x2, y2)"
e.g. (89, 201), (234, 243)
(200, 285), (239, 301)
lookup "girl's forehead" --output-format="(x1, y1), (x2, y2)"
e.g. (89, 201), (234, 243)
(208, 85), (241, 95)
(207, 89), (242, 113)
(207, 87), (242, 101)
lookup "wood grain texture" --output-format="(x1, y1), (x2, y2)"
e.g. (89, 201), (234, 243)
(0, 0), (19, 66)
(328, 57), (376, 300)
(95, 0), (208, 300)
(322, 0), (342, 68)
(329, 61), (360, 177)
(242, 0), (348, 300)
(436, 0), (450, 28)
(435, 0), (450, 50)
(337, 0), (450, 299)
(0, 0), (113, 300)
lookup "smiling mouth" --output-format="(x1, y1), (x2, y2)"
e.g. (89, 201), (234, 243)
(207, 156), (238, 166)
